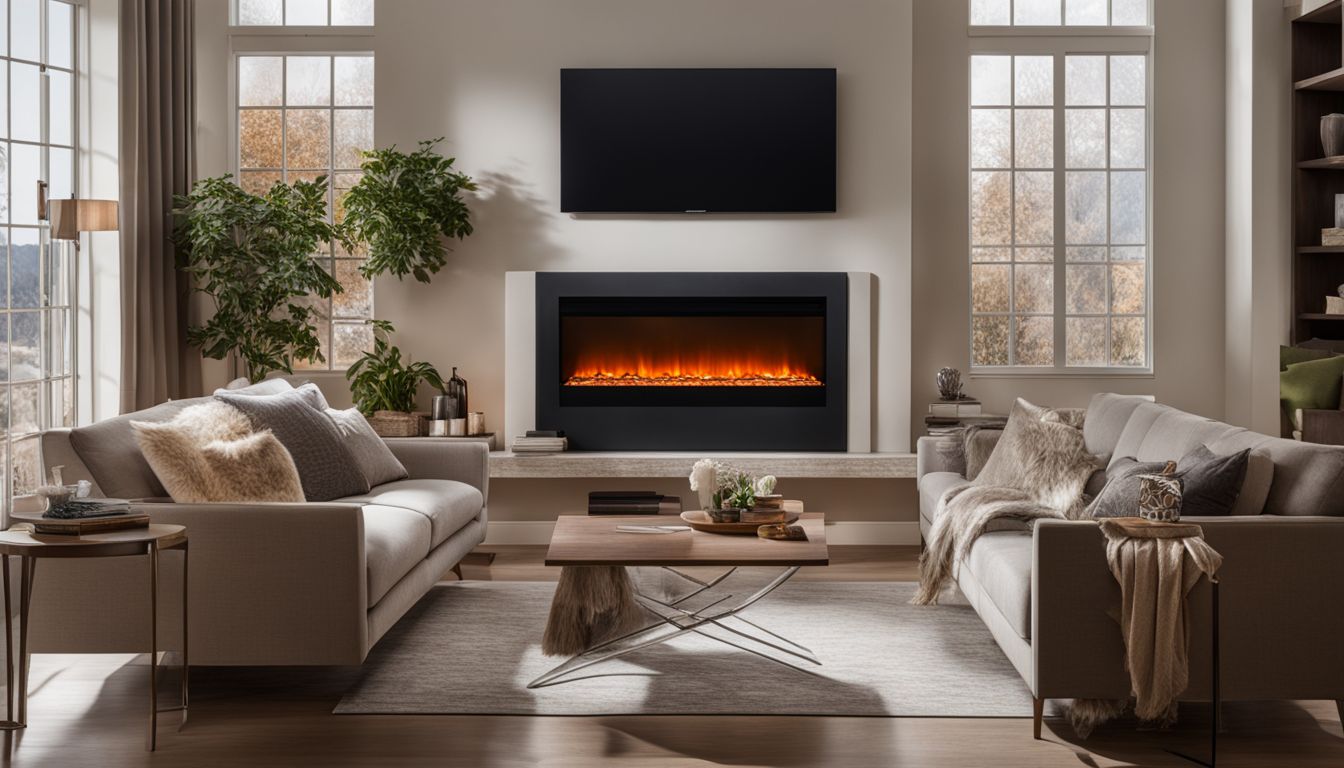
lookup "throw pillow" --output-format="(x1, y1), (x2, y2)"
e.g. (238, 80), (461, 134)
(1087, 458), (1175, 518)
(132, 401), (305, 503)
(974, 398), (1100, 516)
(326, 407), (409, 487)
(1174, 444), (1250, 517)
(1280, 356), (1344, 429)
(1280, 344), (1337, 372)
(215, 388), (370, 501)
(217, 377), (295, 396)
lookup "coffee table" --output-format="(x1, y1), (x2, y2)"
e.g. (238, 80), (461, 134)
(531, 512), (828, 688)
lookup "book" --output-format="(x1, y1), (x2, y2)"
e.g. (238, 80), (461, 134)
(588, 491), (682, 515)
(929, 400), (982, 417)
(13, 507), (150, 536)
(525, 430), (566, 438)
(511, 435), (569, 453)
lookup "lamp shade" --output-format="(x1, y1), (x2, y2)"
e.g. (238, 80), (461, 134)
(49, 198), (119, 240)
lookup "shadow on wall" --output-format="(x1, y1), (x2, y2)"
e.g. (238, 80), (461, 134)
(465, 167), (573, 273)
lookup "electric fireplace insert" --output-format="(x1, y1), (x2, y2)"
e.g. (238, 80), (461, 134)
(535, 272), (848, 451)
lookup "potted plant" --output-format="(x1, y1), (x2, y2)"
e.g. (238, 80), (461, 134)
(340, 138), (478, 283)
(172, 175), (346, 382)
(346, 320), (447, 437)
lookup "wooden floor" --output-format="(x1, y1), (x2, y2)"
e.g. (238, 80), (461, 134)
(7, 545), (1342, 768)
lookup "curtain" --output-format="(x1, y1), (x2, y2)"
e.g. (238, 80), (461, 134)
(119, 0), (199, 412)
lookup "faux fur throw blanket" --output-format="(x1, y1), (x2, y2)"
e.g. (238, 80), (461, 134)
(915, 399), (1099, 605)
(1066, 519), (1223, 735)
(542, 566), (647, 656)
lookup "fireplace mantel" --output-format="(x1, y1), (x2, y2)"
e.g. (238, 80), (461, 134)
(487, 450), (914, 479)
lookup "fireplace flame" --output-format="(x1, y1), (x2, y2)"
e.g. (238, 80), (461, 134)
(565, 358), (822, 387)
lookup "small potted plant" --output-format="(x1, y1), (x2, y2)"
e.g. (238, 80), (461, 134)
(346, 320), (446, 437)
(689, 461), (784, 524)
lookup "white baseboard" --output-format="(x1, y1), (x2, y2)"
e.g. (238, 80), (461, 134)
(484, 520), (921, 547)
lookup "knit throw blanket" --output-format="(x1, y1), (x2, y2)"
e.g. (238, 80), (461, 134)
(915, 399), (1098, 605)
(1066, 519), (1223, 735)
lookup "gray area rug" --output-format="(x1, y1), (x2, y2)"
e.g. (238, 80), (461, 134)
(336, 578), (1032, 716)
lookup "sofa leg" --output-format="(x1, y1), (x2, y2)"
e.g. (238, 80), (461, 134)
(451, 563), (464, 580)
(1033, 698), (1044, 740)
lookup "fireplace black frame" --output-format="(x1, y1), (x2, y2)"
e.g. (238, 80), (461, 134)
(535, 272), (848, 451)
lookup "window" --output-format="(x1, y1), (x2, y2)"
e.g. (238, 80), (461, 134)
(1, 0), (78, 498)
(235, 52), (375, 369)
(235, 0), (374, 26)
(970, 0), (1148, 26)
(968, 4), (1151, 371)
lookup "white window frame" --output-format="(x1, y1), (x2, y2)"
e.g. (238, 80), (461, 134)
(228, 29), (374, 372)
(967, 8), (1154, 376)
(2, 0), (82, 506)
(230, 0), (375, 29)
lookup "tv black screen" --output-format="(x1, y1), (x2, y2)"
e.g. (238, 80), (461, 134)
(560, 68), (836, 214)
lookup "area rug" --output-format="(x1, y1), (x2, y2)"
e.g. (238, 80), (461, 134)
(335, 579), (1033, 716)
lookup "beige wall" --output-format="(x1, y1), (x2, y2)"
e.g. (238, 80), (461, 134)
(910, 0), (1233, 446)
(195, 0), (918, 530)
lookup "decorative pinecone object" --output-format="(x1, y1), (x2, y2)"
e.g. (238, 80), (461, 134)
(936, 367), (963, 400)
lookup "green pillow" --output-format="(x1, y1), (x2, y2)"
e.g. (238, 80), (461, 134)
(1280, 356), (1344, 425)
(1280, 345), (1336, 371)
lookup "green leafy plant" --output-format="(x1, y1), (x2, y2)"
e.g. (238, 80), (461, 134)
(341, 138), (478, 283)
(345, 320), (446, 414)
(172, 175), (347, 382)
(717, 469), (758, 511)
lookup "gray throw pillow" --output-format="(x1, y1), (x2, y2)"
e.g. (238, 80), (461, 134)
(327, 408), (408, 487)
(1175, 445), (1250, 517)
(1087, 458), (1174, 519)
(215, 389), (370, 501)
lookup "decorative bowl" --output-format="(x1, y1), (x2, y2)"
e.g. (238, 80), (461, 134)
(681, 509), (801, 535)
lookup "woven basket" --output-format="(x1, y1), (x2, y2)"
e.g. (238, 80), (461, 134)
(366, 410), (427, 438)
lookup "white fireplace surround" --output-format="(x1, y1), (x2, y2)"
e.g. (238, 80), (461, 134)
(504, 271), (874, 452)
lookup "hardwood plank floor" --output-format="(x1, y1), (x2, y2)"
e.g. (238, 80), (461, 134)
(6, 545), (1341, 767)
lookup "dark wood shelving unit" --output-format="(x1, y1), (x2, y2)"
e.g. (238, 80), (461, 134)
(1293, 0), (1344, 342)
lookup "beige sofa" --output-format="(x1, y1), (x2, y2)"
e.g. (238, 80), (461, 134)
(917, 393), (1344, 734)
(24, 398), (488, 666)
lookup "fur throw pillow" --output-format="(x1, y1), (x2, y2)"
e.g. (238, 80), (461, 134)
(132, 401), (305, 503)
(974, 398), (1102, 516)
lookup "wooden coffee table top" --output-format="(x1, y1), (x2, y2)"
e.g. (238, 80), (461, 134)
(545, 513), (828, 567)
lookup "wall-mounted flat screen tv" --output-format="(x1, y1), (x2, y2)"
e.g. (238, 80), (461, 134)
(560, 68), (837, 214)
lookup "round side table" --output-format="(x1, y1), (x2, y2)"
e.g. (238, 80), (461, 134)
(0, 523), (188, 751)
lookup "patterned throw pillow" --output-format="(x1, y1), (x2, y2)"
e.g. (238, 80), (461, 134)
(1137, 472), (1183, 522)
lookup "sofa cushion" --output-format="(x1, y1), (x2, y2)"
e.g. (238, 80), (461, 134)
(1281, 357), (1344, 430)
(68, 396), (212, 499)
(1109, 403), (1245, 470)
(919, 471), (971, 528)
(362, 504), (432, 605)
(1206, 431), (1344, 516)
(1083, 393), (1152, 459)
(340, 479), (484, 549)
(216, 388), (370, 502)
(965, 531), (1033, 640)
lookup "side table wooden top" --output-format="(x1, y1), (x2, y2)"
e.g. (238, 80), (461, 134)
(0, 524), (187, 558)
(545, 513), (828, 567)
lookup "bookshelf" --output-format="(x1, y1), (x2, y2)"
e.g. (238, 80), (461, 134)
(1293, 0), (1344, 342)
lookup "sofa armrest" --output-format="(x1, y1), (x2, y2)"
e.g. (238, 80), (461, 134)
(384, 438), (489, 500)
(28, 501), (370, 665)
(1301, 409), (1344, 445)
(1033, 517), (1344, 701)
(917, 435), (965, 479)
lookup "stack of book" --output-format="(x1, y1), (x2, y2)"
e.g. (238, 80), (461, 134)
(587, 491), (683, 515)
(925, 398), (1007, 436)
(511, 430), (569, 453)
(16, 498), (148, 535)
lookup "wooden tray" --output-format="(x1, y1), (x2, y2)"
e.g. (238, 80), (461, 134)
(680, 509), (801, 535)
(11, 510), (151, 536)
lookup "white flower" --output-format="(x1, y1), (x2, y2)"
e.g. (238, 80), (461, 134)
(689, 459), (718, 492)
(754, 475), (777, 496)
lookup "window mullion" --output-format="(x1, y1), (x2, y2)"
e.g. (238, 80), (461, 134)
(1052, 51), (1066, 369)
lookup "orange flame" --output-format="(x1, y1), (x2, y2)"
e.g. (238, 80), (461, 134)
(565, 354), (822, 387)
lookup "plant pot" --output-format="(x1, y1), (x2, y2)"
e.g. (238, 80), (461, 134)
(1322, 113), (1344, 157)
(707, 508), (744, 524)
(367, 410), (428, 438)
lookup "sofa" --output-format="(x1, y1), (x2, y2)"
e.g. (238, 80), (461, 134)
(917, 393), (1344, 735)
(22, 394), (489, 666)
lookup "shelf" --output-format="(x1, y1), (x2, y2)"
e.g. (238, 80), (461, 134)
(1298, 246), (1344, 253)
(1296, 0), (1342, 24)
(1299, 313), (1344, 321)
(1297, 156), (1344, 169)
(488, 451), (917, 479)
(1296, 67), (1344, 91)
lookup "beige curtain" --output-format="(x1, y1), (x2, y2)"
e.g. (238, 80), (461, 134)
(119, 0), (200, 412)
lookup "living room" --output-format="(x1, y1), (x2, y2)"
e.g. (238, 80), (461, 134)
(1, 0), (1340, 765)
